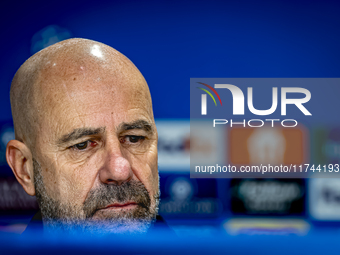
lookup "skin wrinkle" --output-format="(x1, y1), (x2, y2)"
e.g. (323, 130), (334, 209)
(58, 127), (106, 145)
(8, 38), (159, 234)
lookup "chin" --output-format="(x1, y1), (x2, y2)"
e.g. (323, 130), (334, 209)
(82, 217), (153, 235)
(81, 207), (155, 235)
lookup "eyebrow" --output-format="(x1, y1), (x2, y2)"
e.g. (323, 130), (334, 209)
(57, 127), (105, 145)
(118, 120), (153, 133)
(56, 120), (153, 145)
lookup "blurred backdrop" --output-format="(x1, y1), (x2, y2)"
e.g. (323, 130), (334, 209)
(1, 0), (340, 241)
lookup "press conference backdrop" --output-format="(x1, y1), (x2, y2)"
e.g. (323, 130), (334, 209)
(1, 0), (340, 248)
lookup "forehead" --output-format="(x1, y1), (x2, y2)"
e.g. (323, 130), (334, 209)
(32, 56), (153, 141)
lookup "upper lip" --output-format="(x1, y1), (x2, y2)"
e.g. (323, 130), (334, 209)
(104, 202), (138, 209)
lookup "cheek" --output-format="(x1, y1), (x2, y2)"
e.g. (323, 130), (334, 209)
(42, 153), (101, 206)
(149, 145), (159, 192)
(67, 156), (103, 202)
(128, 143), (159, 195)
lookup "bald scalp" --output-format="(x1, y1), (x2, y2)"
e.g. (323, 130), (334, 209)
(10, 38), (152, 152)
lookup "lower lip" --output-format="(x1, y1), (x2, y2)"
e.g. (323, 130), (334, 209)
(103, 204), (138, 210)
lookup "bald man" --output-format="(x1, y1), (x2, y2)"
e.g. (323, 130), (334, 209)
(6, 38), (165, 235)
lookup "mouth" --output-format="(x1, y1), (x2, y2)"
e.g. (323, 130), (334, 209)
(102, 202), (138, 210)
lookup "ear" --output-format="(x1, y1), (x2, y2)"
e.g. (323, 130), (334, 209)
(6, 140), (35, 196)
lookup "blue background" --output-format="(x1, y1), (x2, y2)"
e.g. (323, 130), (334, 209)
(1, 0), (340, 122)
(1, 0), (340, 253)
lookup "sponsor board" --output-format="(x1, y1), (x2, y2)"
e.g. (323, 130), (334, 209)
(228, 126), (307, 165)
(313, 127), (340, 165)
(159, 173), (222, 218)
(157, 119), (225, 171)
(230, 179), (305, 215)
(224, 218), (309, 235)
(309, 178), (340, 220)
(190, 120), (226, 166)
(156, 120), (190, 171)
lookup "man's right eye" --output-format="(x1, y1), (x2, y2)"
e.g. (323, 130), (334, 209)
(72, 141), (90, 150)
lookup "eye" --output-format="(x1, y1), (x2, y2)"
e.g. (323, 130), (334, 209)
(72, 140), (94, 150)
(129, 136), (144, 143)
(121, 135), (145, 144)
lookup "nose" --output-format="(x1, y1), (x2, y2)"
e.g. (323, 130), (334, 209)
(99, 143), (133, 185)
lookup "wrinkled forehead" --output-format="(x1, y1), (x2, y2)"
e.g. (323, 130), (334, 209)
(30, 49), (153, 141)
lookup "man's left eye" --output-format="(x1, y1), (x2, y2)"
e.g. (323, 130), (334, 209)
(71, 140), (95, 150)
(122, 136), (145, 144)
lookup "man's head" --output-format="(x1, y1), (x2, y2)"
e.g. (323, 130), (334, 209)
(6, 38), (159, 234)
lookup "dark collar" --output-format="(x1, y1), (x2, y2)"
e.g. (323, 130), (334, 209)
(22, 210), (175, 236)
